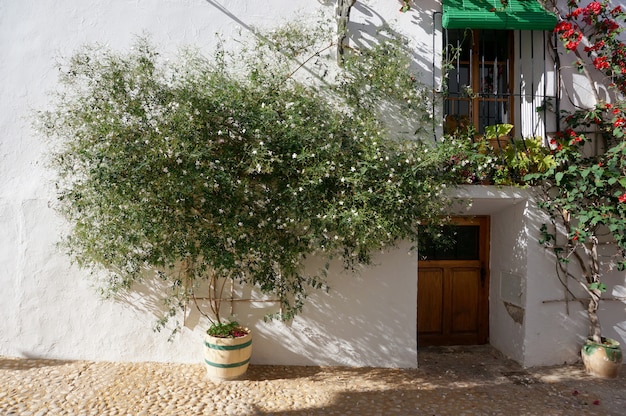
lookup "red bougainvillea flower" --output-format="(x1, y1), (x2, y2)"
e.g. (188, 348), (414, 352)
(568, 7), (583, 18)
(600, 19), (620, 33)
(594, 56), (610, 70)
(619, 193), (626, 203)
(584, 40), (605, 52)
(586, 1), (603, 16)
(570, 136), (583, 144)
(555, 21), (573, 32)
(614, 117), (626, 127)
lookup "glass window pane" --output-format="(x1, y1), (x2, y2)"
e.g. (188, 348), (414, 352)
(481, 30), (509, 61)
(418, 225), (480, 260)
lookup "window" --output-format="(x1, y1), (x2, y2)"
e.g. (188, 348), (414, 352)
(443, 29), (514, 136)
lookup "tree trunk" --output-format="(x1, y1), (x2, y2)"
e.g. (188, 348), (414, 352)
(588, 236), (602, 343)
(588, 289), (602, 344)
(336, 0), (357, 65)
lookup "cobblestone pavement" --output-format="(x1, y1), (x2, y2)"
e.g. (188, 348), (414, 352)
(1, 345), (624, 415)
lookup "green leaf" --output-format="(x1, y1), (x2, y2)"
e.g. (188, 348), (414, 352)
(555, 172), (564, 184)
(589, 282), (607, 292)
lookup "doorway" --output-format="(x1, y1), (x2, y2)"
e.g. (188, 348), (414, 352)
(417, 216), (490, 346)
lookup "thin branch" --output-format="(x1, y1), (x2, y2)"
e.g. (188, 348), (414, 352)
(285, 42), (335, 81)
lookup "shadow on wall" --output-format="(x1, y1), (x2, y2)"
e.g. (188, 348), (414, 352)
(522, 189), (626, 358)
(226, 244), (417, 368)
(106, 242), (418, 368)
(349, 0), (439, 73)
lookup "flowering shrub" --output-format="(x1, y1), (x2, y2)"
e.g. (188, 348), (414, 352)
(554, 0), (626, 93)
(437, 134), (499, 184)
(528, 0), (626, 343)
(38, 24), (452, 334)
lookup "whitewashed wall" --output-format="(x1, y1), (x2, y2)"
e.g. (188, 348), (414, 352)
(454, 186), (626, 367)
(2, 0), (624, 368)
(0, 0), (428, 366)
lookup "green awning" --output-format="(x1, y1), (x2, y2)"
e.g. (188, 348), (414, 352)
(442, 0), (557, 30)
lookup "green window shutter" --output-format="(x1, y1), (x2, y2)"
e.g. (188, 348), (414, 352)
(442, 0), (557, 30)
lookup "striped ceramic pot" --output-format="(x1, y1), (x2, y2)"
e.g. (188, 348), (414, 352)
(204, 331), (252, 380)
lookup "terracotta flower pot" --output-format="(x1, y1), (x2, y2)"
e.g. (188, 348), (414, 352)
(204, 331), (252, 380)
(581, 337), (623, 379)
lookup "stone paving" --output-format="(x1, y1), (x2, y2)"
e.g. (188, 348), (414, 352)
(1, 345), (625, 415)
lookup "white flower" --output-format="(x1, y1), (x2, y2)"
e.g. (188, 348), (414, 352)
(292, 153), (297, 159)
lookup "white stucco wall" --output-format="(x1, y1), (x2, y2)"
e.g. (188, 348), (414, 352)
(454, 186), (626, 368)
(523, 197), (626, 367)
(0, 0), (426, 366)
(2, 0), (625, 369)
(240, 242), (418, 367)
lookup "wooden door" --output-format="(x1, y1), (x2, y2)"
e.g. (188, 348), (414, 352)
(417, 217), (490, 346)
